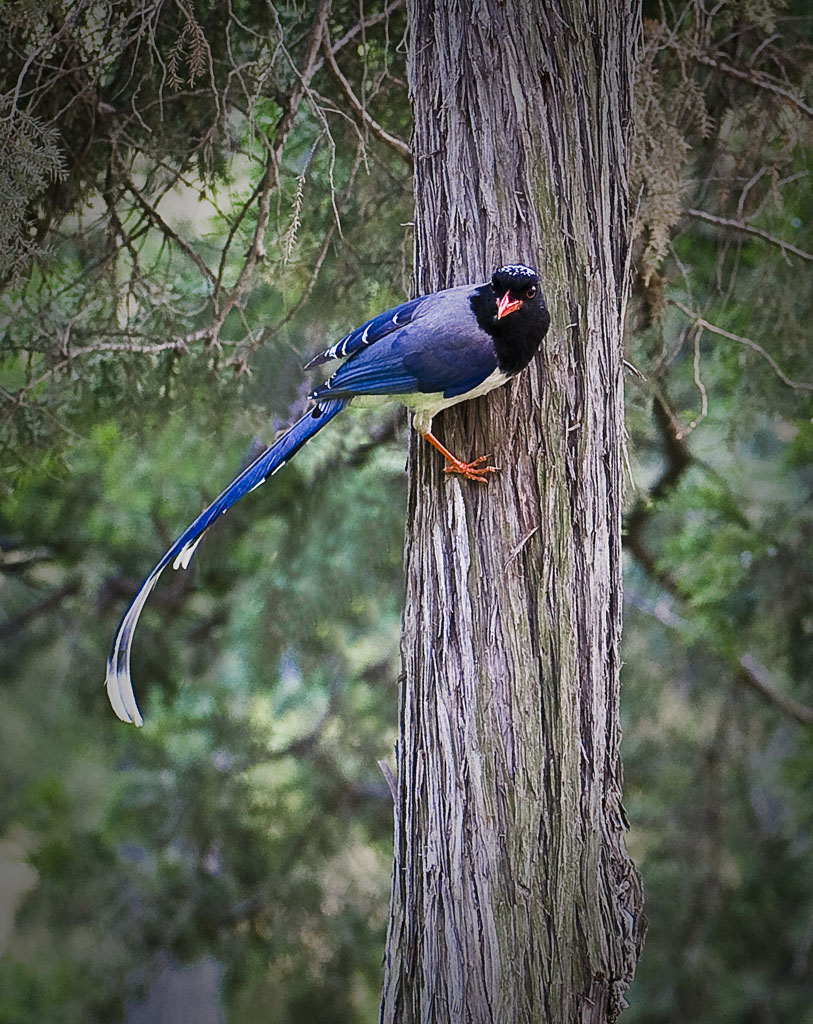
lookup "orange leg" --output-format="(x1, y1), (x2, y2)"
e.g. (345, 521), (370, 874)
(422, 430), (498, 483)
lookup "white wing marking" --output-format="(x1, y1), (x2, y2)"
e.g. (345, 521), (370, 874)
(173, 534), (204, 571)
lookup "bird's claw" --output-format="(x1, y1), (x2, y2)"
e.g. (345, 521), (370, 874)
(444, 454), (499, 483)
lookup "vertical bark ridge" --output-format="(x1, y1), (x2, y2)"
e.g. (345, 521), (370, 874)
(381, 2), (645, 1022)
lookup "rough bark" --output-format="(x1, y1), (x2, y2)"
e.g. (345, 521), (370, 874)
(380, 2), (645, 1022)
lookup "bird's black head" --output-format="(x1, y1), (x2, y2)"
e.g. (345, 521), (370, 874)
(471, 263), (550, 375)
(491, 264), (541, 314)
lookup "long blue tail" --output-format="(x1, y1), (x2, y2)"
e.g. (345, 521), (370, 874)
(106, 399), (348, 726)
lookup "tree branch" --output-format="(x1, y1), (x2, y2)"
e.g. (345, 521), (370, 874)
(624, 392), (813, 727)
(690, 49), (813, 120)
(738, 654), (813, 727)
(321, 26), (412, 160)
(671, 300), (813, 392)
(12, 339), (192, 399)
(308, 0), (405, 77)
(0, 580), (80, 639)
(214, 178), (263, 299)
(685, 208), (813, 262)
(234, 142), (366, 365)
(119, 166), (217, 288)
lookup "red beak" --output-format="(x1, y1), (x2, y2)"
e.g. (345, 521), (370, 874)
(496, 292), (523, 319)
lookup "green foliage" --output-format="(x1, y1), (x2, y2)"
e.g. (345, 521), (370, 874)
(0, 0), (412, 468)
(1, 403), (404, 1021)
(0, 2), (410, 1019)
(624, 2), (813, 1020)
(0, 104), (66, 283)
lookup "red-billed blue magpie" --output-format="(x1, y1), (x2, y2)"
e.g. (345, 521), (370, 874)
(106, 264), (550, 725)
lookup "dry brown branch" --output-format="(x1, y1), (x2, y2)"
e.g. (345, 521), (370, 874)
(321, 25), (411, 160)
(15, 338), (194, 398)
(214, 179), (264, 297)
(738, 654), (813, 727)
(690, 49), (813, 120)
(685, 208), (813, 262)
(119, 166), (217, 287)
(671, 299), (813, 392)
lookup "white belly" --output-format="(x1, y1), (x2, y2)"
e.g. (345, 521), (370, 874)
(350, 368), (511, 435)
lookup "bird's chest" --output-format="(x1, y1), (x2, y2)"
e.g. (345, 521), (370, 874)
(397, 367), (512, 432)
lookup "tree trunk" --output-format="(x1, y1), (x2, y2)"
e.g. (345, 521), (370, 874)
(380, 2), (646, 1022)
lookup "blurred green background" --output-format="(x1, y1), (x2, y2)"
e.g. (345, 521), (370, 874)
(1, 1), (812, 1021)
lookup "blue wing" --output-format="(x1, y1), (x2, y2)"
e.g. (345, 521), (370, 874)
(303, 295), (428, 369)
(106, 398), (348, 726)
(311, 316), (499, 402)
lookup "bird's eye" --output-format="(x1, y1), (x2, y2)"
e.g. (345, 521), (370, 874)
(525, 285), (537, 299)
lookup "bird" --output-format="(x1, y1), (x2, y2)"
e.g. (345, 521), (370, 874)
(106, 263), (550, 725)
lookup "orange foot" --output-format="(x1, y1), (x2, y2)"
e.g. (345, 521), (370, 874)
(444, 453), (498, 483)
(422, 431), (499, 484)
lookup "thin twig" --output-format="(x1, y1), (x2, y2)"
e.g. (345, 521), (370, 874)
(215, 178), (264, 299)
(677, 325), (708, 438)
(243, 143), (366, 361)
(309, 0), (405, 77)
